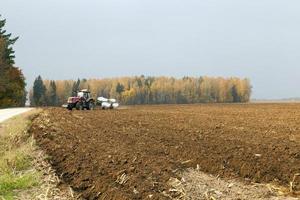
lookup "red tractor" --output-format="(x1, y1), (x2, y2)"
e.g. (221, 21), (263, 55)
(67, 89), (95, 110)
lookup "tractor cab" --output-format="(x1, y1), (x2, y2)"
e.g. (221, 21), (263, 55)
(77, 89), (91, 100)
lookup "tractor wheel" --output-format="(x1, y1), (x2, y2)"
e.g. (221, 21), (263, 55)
(88, 102), (95, 110)
(75, 102), (83, 110)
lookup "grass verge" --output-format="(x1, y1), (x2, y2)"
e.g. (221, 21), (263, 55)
(0, 109), (41, 200)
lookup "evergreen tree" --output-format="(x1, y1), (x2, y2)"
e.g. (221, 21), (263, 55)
(49, 80), (58, 106)
(231, 85), (240, 103)
(33, 75), (46, 106)
(0, 17), (18, 65)
(72, 79), (80, 96)
(0, 16), (26, 108)
(116, 82), (125, 95)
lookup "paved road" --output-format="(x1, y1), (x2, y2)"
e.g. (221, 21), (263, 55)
(0, 108), (33, 123)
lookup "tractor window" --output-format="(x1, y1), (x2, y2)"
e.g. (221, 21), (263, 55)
(78, 92), (84, 97)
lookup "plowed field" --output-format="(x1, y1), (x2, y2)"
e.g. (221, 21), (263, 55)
(29, 104), (300, 199)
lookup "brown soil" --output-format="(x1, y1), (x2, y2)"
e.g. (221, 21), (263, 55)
(29, 104), (300, 199)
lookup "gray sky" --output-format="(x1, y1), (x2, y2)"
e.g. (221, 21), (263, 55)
(1, 0), (300, 99)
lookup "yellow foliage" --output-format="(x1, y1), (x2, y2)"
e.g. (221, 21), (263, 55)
(29, 76), (252, 105)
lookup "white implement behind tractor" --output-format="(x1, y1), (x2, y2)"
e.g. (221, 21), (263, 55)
(97, 97), (119, 109)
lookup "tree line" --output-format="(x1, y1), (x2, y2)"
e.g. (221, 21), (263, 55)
(30, 75), (251, 106)
(0, 16), (26, 108)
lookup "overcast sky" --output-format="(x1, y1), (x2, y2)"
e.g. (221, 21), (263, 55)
(1, 0), (300, 99)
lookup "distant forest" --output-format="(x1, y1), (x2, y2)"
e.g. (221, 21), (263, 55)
(30, 76), (252, 106)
